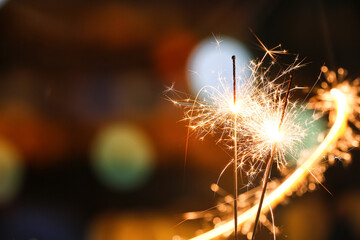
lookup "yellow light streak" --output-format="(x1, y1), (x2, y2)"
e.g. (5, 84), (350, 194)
(189, 88), (348, 240)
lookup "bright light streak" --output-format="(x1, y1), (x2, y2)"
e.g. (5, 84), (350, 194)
(189, 88), (348, 240)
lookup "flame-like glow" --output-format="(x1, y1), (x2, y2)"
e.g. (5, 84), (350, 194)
(264, 121), (285, 143)
(229, 101), (241, 114)
(189, 88), (348, 240)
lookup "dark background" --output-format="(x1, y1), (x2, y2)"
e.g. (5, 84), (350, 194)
(0, 0), (359, 240)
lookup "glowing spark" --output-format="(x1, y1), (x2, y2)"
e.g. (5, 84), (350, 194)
(264, 121), (284, 143)
(229, 102), (241, 114)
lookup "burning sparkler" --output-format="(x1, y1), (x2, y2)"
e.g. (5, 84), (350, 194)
(168, 39), (307, 239)
(169, 36), (360, 240)
(167, 43), (304, 177)
(183, 87), (349, 240)
(173, 66), (360, 240)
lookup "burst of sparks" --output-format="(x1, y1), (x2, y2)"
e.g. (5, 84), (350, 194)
(167, 46), (306, 186)
(167, 40), (306, 240)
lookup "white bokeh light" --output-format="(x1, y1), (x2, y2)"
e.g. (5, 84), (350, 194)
(187, 36), (251, 95)
(0, 0), (8, 8)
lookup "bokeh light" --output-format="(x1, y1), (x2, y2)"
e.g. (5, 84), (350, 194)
(153, 31), (197, 86)
(0, 0), (7, 9)
(0, 103), (68, 165)
(91, 123), (155, 191)
(80, 3), (153, 49)
(88, 213), (180, 240)
(0, 138), (22, 204)
(281, 197), (329, 240)
(286, 109), (327, 167)
(0, 205), (81, 240)
(187, 36), (251, 95)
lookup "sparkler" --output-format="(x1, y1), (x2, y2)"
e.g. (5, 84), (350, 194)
(169, 37), (359, 240)
(167, 44), (304, 178)
(176, 66), (360, 240)
(186, 87), (349, 240)
(168, 40), (306, 238)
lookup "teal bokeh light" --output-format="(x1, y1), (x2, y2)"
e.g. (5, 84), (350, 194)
(286, 109), (327, 167)
(0, 139), (23, 204)
(91, 124), (155, 191)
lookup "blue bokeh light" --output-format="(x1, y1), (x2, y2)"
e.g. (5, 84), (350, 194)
(187, 36), (251, 95)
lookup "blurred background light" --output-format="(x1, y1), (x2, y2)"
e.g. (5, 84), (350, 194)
(281, 196), (329, 240)
(91, 123), (155, 191)
(80, 3), (153, 49)
(187, 36), (251, 95)
(0, 205), (80, 240)
(0, 0), (7, 9)
(337, 192), (360, 239)
(0, 138), (22, 204)
(286, 109), (327, 167)
(153, 31), (197, 86)
(88, 213), (179, 240)
(70, 71), (158, 122)
(0, 103), (68, 166)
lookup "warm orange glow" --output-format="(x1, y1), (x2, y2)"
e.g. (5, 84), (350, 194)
(189, 88), (348, 240)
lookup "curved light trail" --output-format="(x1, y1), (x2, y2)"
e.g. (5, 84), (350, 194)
(190, 88), (349, 240)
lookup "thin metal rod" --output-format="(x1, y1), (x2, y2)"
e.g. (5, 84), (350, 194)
(280, 74), (293, 127)
(232, 55), (239, 240)
(251, 144), (276, 240)
(233, 55), (236, 105)
(251, 74), (293, 240)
